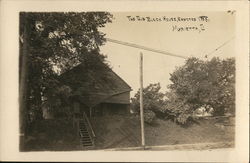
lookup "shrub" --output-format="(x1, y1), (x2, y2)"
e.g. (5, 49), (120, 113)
(144, 110), (156, 124)
(131, 83), (165, 123)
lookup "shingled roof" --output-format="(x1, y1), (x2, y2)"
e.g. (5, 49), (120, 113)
(59, 62), (131, 107)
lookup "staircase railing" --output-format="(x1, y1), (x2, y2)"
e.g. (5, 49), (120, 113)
(82, 111), (96, 144)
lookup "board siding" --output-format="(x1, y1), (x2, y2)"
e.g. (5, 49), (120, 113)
(103, 92), (130, 104)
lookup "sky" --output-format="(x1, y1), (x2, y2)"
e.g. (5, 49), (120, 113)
(99, 12), (235, 97)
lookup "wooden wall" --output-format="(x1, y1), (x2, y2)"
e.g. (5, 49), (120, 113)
(103, 91), (130, 104)
(93, 103), (130, 116)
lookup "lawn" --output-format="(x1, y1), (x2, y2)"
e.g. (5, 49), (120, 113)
(92, 115), (235, 150)
(23, 115), (235, 151)
(23, 119), (81, 151)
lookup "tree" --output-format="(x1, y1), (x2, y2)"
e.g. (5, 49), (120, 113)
(19, 12), (113, 140)
(131, 83), (165, 124)
(43, 85), (73, 118)
(165, 57), (235, 124)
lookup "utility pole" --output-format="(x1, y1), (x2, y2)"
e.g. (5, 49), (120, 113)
(140, 52), (145, 148)
(106, 38), (187, 149)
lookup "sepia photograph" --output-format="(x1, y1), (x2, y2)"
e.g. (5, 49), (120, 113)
(0, 1), (249, 162)
(19, 11), (236, 151)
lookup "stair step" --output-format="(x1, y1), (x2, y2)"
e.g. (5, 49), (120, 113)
(81, 139), (92, 141)
(79, 133), (89, 135)
(81, 142), (93, 145)
(81, 142), (92, 145)
(81, 141), (93, 144)
(80, 130), (88, 132)
(81, 140), (91, 143)
(81, 138), (91, 141)
(81, 140), (92, 142)
(82, 144), (93, 146)
(82, 144), (93, 147)
(81, 136), (91, 139)
(79, 134), (90, 136)
(81, 141), (92, 144)
(81, 137), (91, 139)
(80, 135), (88, 138)
(81, 139), (91, 141)
(80, 133), (90, 135)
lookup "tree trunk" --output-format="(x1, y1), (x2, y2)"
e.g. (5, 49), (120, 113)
(34, 84), (43, 120)
(19, 13), (29, 151)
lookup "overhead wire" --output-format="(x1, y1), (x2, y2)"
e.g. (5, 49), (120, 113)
(106, 38), (188, 59)
(204, 36), (235, 58)
(106, 37), (235, 60)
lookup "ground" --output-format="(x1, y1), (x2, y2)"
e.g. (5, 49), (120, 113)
(23, 119), (81, 151)
(92, 115), (235, 150)
(23, 114), (235, 151)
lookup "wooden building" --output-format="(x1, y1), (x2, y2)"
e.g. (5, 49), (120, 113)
(59, 62), (132, 117)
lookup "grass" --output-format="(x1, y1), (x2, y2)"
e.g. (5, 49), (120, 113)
(23, 119), (81, 151)
(92, 115), (235, 149)
(22, 115), (235, 151)
(144, 117), (234, 146)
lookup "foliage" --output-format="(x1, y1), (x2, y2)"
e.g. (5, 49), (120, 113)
(43, 85), (73, 118)
(165, 57), (235, 124)
(131, 83), (165, 124)
(131, 57), (235, 125)
(163, 91), (193, 124)
(19, 12), (113, 123)
(144, 110), (156, 124)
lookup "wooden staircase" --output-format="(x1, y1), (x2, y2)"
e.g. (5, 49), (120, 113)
(78, 112), (96, 149)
